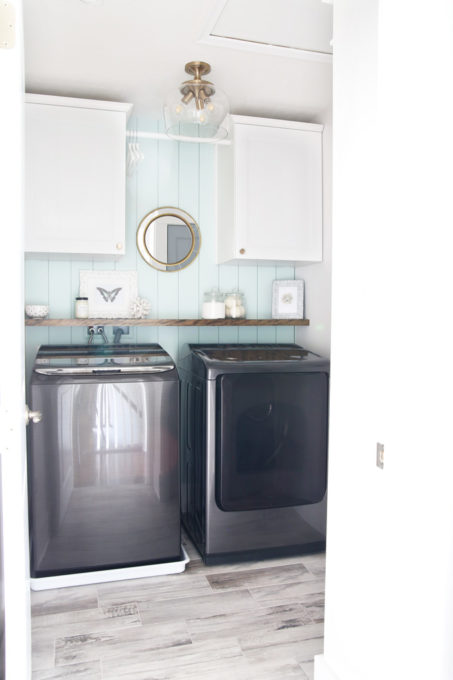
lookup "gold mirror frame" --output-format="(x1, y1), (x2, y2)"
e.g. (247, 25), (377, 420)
(136, 207), (201, 272)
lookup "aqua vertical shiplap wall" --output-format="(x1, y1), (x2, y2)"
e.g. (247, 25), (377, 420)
(24, 118), (295, 380)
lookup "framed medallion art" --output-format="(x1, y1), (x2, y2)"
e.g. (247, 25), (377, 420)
(272, 279), (305, 319)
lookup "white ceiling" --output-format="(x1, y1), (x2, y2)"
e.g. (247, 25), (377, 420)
(23, 0), (332, 122)
(211, 0), (333, 55)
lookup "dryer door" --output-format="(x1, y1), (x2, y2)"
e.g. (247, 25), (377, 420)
(216, 372), (328, 512)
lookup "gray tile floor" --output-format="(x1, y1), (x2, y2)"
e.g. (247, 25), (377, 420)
(31, 534), (325, 679)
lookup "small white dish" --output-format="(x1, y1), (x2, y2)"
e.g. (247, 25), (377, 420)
(25, 305), (49, 318)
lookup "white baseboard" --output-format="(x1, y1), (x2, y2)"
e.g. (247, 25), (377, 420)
(30, 548), (189, 590)
(314, 655), (341, 680)
(315, 655), (372, 680)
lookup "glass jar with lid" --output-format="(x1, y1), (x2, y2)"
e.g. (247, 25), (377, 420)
(202, 288), (225, 319)
(75, 296), (89, 319)
(224, 290), (246, 319)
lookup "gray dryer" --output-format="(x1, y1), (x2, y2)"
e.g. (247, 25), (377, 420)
(178, 343), (329, 564)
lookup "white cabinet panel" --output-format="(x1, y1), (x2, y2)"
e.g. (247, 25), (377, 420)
(25, 95), (132, 256)
(217, 115), (323, 265)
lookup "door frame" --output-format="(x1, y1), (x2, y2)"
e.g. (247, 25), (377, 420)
(0, 0), (32, 677)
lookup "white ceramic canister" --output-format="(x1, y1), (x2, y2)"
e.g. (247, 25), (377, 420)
(75, 296), (89, 319)
(202, 288), (225, 319)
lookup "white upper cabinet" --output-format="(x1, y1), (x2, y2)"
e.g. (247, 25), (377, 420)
(217, 115), (323, 265)
(25, 94), (132, 256)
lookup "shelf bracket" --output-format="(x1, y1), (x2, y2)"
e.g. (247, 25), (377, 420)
(0, 2), (15, 49)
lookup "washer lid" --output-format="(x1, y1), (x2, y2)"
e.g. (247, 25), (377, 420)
(34, 343), (175, 374)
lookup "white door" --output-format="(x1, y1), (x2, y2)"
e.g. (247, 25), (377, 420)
(0, 1), (32, 678)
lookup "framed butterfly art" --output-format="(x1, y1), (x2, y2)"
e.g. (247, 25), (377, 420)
(79, 270), (138, 318)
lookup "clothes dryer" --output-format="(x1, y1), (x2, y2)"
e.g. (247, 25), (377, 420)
(178, 344), (329, 564)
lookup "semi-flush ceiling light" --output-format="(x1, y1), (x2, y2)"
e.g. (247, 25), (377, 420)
(163, 61), (229, 141)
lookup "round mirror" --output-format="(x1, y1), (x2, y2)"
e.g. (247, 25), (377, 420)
(137, 207), (201, 272)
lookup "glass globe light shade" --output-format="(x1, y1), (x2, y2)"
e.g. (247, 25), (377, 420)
(164, 84), (229, 140)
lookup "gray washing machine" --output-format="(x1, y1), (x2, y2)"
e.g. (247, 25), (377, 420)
(28, 344), (180, 578)
(178, 344), (329, 564)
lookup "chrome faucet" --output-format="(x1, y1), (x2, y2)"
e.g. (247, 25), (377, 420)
(113, 326), (129, 344)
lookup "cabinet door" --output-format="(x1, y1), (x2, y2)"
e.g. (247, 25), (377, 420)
(234, 123), (322, 262)
(25, 104), (126, 255)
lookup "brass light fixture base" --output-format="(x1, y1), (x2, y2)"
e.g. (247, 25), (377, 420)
(185, 61), (211, 79)
(180, 62), (215, 109)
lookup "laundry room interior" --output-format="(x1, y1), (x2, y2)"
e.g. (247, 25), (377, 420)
(2, 1), (453, 680)
(19, 2), (333, 678)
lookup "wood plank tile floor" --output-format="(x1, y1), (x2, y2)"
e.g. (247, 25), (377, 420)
(31, 533), (325, 679)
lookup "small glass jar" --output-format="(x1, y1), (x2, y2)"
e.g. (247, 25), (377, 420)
(224, 290), (246, 319)
(202, 288), (225, 319)
(75, 296), (89, 319)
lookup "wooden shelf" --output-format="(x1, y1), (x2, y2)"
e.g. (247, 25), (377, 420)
(25, 318), (309, 327)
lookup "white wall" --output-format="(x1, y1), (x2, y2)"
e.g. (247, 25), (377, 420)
(316, 1), (453, 679)
(296, 106), (332, 358)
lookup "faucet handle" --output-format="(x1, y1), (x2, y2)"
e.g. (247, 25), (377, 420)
(96, 326), (109, 344)
(86, 325), (109, 343)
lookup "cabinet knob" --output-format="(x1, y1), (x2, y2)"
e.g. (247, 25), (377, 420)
(239, 248), (246, 255)
(116, 242), (123, 251)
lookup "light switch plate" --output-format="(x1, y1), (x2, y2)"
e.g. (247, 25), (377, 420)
(376, 442), (384, 469)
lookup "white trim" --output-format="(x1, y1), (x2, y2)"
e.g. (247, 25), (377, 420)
(199, 34), (333, 64)
(198, 0), (228, 42)
(314, 656), (341, 680)
(31, 548), (189, 590)
(0, 1), (32, 676)
(314, 655), (373, 680)
(230, 114), (323, 133)
(25, 93), (133, 117)
(198, 0), (332, 64)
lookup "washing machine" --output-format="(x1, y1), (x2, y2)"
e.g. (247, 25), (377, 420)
(178, 343), (329, 564)
(28, 343), (180, 581)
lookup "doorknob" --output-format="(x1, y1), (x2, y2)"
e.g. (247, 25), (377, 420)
(25, 405), (42, 426)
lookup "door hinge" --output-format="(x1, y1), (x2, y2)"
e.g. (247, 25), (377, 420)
(0, 2), (15, 49)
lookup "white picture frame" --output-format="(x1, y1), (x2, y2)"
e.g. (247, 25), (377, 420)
(79, 270), (138, 318)
(272, 279), (305, 319)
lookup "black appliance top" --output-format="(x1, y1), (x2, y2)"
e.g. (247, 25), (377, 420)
(192, 344), (310, 362)
(179, 343), (329, 379)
